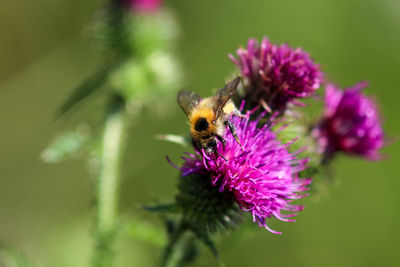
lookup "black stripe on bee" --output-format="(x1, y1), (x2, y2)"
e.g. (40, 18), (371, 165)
(194, 117), (209, 132)
(202, 134), (212, 140)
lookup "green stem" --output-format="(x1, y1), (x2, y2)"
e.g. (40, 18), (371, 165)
(160, 220), (198, 267)
(92, 95), (126, 267)
(160, 220), (187, 267)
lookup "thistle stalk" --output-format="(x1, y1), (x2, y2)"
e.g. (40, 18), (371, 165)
(160, 219), (199, 267)
(92, 94), (126, 267)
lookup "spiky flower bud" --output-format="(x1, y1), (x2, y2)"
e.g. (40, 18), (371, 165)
(119, 0), (163, 13)
(230, 37), (322, 112)
(312, 82), (385, 160)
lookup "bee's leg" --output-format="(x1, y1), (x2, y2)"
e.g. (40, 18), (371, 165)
(215, 151), (227, 161)
(216, 135), (226, 146)
(191, 138), (202, 152)
(233, 108), (246, 118)
(224, 120), (244, 151)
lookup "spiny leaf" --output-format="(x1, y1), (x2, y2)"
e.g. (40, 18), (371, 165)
(198, 234), (221, 263)
(56, 61), (120, 118)
(141, 203), (179, 213)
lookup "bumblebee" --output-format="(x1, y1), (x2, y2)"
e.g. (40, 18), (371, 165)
(177, 77), (243, 156)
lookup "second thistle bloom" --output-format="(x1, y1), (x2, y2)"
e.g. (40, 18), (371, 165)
(313, 83), (384, 160)
(230, 37), (322, 112)
(117, 0), (162, 13)
(179, 111), (311, 234)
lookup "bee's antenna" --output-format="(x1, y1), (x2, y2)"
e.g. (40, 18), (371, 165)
(215, 151), (228, 162)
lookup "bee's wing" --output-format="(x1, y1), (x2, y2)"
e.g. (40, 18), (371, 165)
(213, 77), (241, 119)
(177, 90), (201, 116)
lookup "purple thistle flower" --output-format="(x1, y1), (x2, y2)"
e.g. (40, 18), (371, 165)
(117, 0), (162, 12)
(229, 37), (322, 112)
(177, 110), (311, 234)
(313, 82), (384, 160)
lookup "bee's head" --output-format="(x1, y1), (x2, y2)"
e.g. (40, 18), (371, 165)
(196, 135), (217, 154)
(204, 138), (217, 154)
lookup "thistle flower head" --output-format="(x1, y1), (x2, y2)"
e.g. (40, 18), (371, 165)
(230, 37), (322, 112)
(313, 82), (384, 160)
(118, 0), (162, 13)
(178, 109), (311, 234)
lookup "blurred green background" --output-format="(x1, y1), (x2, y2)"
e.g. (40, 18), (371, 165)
(0, 0), (399, 266)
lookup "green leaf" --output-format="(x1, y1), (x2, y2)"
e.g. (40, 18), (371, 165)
(41, 124), (90, 163)
(141, 203), (178, 213)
